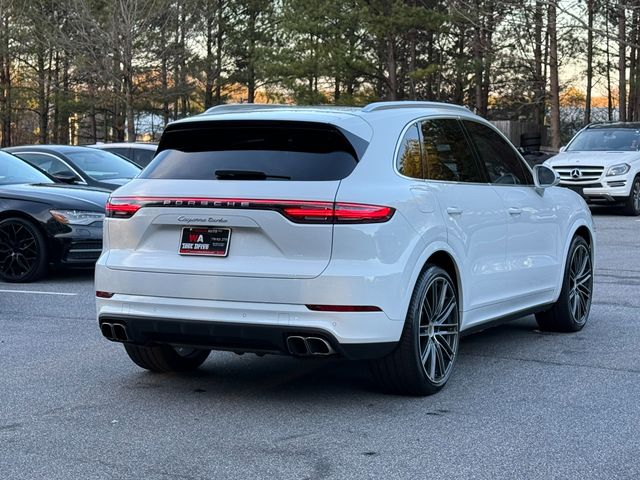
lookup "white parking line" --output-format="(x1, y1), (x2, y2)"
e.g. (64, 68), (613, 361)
(0, 289), (77, 296)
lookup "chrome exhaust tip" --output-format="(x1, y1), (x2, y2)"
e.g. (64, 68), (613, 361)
(286, 336), (308, 356)
(304, 337), (335, 356)
(100, 322), (114, 340)
(112, 323), (129, 342)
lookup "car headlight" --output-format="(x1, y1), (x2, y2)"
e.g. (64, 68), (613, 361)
(50, 210), (105, 225)
(606, 163), (630, 176)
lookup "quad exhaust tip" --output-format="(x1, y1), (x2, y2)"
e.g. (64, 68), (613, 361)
(286, 335), (335, 356)
(100, 322), (129, 342)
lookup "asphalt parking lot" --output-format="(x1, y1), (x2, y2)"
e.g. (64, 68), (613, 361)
(1, 210), (639, 480)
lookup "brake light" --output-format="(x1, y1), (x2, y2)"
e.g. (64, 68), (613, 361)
(105, 197), (395, 224)
(96, 291), (114, 298)
(106, 198), (142, 218)
(333, 203), (394, 223)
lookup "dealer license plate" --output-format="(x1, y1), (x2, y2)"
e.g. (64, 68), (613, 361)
(179, 227), (231, 257)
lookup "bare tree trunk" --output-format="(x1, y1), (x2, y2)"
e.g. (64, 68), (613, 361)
(59, 55), (70, 144)
(160, 23), (170, 126)
(584, 0), (594, 125)
(481, 3), (494, 118)
(0, 9), (12, 147)
(454, 26), (465, 104)
(628, 7), (639, 120)
(89, 83), (97, 143)
(204, 0), (214, 108)
(36, 48), (49, 144)
(606, 0), (613, 120)
(408, 27), (417, 100)
(619, 1), (626, 121)
(179, 4), (188, 116)
(548, 0), (561, 149)
(386, 35), (397, 100)
(533, 0), (545, 136)
(53, 51), (60, 143)
(473, 19), (483, 113)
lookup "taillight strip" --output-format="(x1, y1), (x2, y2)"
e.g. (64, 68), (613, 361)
(106, 197), (394, 224)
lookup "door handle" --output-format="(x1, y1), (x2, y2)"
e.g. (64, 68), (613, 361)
(446, 207), (463, 215)
(508, 207), (523, 215)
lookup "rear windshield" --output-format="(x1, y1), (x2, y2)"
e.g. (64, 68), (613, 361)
(141, 121), (359, 181)
(66, 149), (141, 180)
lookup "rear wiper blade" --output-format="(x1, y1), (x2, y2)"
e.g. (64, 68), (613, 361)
(214, 169), (291, 180)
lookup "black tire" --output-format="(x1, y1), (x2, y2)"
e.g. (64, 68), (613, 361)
(370, 265), (460, 396)
(536, 236), (593, 332)
(623, 175), (640, 216)
(123, 344), (210, 372)
(0, 217), (48, 283)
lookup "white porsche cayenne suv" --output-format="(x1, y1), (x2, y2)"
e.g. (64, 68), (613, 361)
(96, 102), (594, 395)
(545, 122), (640, 215)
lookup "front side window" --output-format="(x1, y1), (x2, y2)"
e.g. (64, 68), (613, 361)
(464, 120), (532, 185)
(421, 119), (482, 183)
(396, 123), (423, 179)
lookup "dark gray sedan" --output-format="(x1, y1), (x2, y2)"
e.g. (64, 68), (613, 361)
(3, 145), (141, 191)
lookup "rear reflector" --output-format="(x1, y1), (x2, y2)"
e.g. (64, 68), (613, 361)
(96, 291), (114, 298)
(306, 304), (382, 312)
(106, 197), (394, 224)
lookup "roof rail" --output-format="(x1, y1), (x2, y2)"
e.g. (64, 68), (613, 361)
(204, 103), (294, 114)
(362, 101), (471, 114)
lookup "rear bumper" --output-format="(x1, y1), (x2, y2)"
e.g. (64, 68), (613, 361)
(96, 292), (403, 353)
(98, 315), (396, 360)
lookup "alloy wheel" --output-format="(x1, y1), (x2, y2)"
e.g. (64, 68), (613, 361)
(568, 243), (592, 325)
(418, 276), (459, 385)
(0, 221), (39, 281)
(633, 180), (640, 213)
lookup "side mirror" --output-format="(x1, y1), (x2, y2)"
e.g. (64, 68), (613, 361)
(559, 146), (567, 153)
(53, 173), (81, 184)
(533, 164), (560, 189)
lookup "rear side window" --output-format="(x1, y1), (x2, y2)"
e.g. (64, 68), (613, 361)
(143, 121), (360, 181)
(104, 147), (131, 159)
(16, 153), (77, 178)
(463, 120), (533, 185)
(132, 148), (155, 167)
(396, 123), (423, 179)
(421, 119), (482, 183)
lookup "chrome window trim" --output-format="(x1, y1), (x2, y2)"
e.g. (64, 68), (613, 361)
(14, 151), (88, 185)
(392, 114), (492, 186)
(460, 118), (535, 187)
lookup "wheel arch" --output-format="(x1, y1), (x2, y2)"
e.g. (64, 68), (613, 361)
(0, 209), (52, 258)
(403, 244), (465, 319)
(553, 219), (595, 301)
(0, 209), (50, 240)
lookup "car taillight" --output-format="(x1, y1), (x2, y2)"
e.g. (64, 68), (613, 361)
(333, 203), (394, 223)
(105, 197), (395, 224)
(105, 198), (143, 218)
(282, 202), (393, 224)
